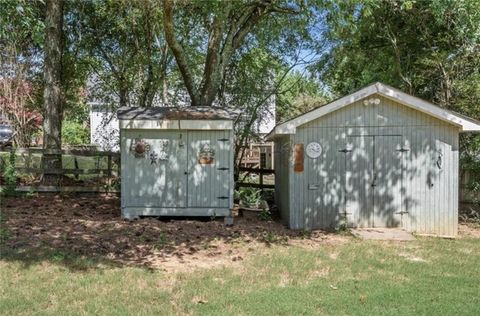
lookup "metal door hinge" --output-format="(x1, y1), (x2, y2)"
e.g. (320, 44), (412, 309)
(396, 148), (410, 152)
(338, 149), (352, 153)
(217, 167), (229, 171)
(217, 196), (229, 200)
(218, 138), (230, 142)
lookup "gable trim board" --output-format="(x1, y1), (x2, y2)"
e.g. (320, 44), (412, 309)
(267, 82), (480, 139)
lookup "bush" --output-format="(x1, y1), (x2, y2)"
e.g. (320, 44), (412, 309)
(1, 150), (17, 196)
(62, 120), (89, 145)
(235, 187), (262, 208)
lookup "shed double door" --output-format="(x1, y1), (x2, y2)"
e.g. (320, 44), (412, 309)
(124, 130), (231, 209)
(345, 135), (403, 227)
(186, 131), (231, 208)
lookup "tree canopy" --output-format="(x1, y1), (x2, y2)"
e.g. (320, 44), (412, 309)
(1, 0), (479, 163)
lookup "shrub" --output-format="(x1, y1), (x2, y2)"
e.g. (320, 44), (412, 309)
(1, 150), (17, 196)
(62, 120), (89, 145)
(236, 187), (262, 208)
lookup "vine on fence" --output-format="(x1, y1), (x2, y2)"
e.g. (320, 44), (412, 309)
(1, 149), (17, 196)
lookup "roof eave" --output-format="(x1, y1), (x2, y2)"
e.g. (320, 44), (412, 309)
(269, 82), (480, 135)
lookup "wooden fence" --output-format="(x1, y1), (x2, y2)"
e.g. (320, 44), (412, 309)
(0, 147), (120, 193)
(236, 167), (275, 190)
(1, 148), (478, 201)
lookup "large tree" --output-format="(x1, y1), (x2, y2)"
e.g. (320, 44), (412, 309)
(162, 0), (307, 107)
(73, 0), (171, 108)
(314, 0), (480, 180)
(42, 0), (64, 183)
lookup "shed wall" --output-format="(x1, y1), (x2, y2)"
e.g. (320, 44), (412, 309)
(278, 94), (459, 236)
(121, 128), (234, 218)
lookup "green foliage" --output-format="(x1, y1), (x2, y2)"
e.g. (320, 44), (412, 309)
(0, 213), (11, 244)
(276, 71), (328, 122)
(236, 187), (262, 208)
(0, 0), (45, 47)
(315, 0), (480, 164)
(154, 232), (168, 250)
(61, 121), (89, 145)
(258, 208), (272, 221)
(2, 150), (17, 196)
(260, 231), (288, 244)
(317, 0), (480, 116)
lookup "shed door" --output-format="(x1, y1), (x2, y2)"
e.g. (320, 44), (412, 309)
(346, 136), (374, 227)
(345, 135), (403, 227)
(374, 136), (403, 227)
(187, 131), (231, 208)
(123, 130), (187, 207)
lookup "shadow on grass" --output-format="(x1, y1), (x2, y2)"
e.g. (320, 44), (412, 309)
(0, 246), (123, 271)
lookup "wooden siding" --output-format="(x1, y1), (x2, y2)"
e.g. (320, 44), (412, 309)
(121, 129), (234, 218)
(279, 94), (459, 236)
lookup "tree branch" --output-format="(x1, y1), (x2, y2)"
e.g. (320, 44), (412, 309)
(163, 0), (200, 106)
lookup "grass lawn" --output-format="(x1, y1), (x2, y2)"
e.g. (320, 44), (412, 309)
(1, 235), (480, 315)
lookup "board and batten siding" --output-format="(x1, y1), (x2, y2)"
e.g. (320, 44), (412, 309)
(282, 94), (459, 237)
(121, 128), (234, 217)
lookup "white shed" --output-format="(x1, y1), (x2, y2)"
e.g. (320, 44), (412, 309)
(118, 107), (236, 222)
(268, 83), (480, 237)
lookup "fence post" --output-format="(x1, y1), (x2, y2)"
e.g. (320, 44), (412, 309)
(74, 157), (79, 180)
(259, 170), (264, 194)
(107, 154), (112, 193)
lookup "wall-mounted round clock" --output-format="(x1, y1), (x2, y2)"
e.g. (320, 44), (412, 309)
(306, 142), (322, 159)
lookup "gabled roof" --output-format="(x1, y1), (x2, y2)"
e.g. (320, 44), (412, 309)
(267, 82), (480, 139)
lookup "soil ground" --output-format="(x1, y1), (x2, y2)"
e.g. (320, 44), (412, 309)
(0, 194), (346, 272)
(1, 194), (478, 272)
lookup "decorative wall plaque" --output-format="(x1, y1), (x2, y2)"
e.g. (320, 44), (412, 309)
(157, 140), (169, 161)
(306, 142), (322, 159)
(130, 139), (150, 158)
(293, 143), (304, 173)
(198, 144), (215, 165)
(149, 151), (158, 164)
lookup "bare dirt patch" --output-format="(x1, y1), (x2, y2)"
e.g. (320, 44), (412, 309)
(458, 223), (480, 239)
(0, 195), (345, 272)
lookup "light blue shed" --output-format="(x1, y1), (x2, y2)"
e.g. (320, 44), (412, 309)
(267, 83), (480, 237)
(118, 107), (235, 222)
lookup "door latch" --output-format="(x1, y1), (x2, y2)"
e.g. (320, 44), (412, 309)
(371, 173), (377, 187)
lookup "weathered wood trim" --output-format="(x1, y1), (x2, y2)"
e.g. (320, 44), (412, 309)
(119, 119), (233, 130)
(1, 185), (119, 193)
(0, 148), (119, 157)
(15, 168), (111, 175)
(121, 207), (231, 219)
(267, 82), (480, 138)
(235, 183), (275, 189)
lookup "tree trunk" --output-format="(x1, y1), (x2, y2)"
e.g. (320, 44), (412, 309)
(42, 0), (64, 185)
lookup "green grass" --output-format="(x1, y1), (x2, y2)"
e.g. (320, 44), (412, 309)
(1, 237), (480, 315)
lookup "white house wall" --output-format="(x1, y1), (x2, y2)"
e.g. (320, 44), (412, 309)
(281, 94), (459, 237)
(90, 109), (120, 151)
